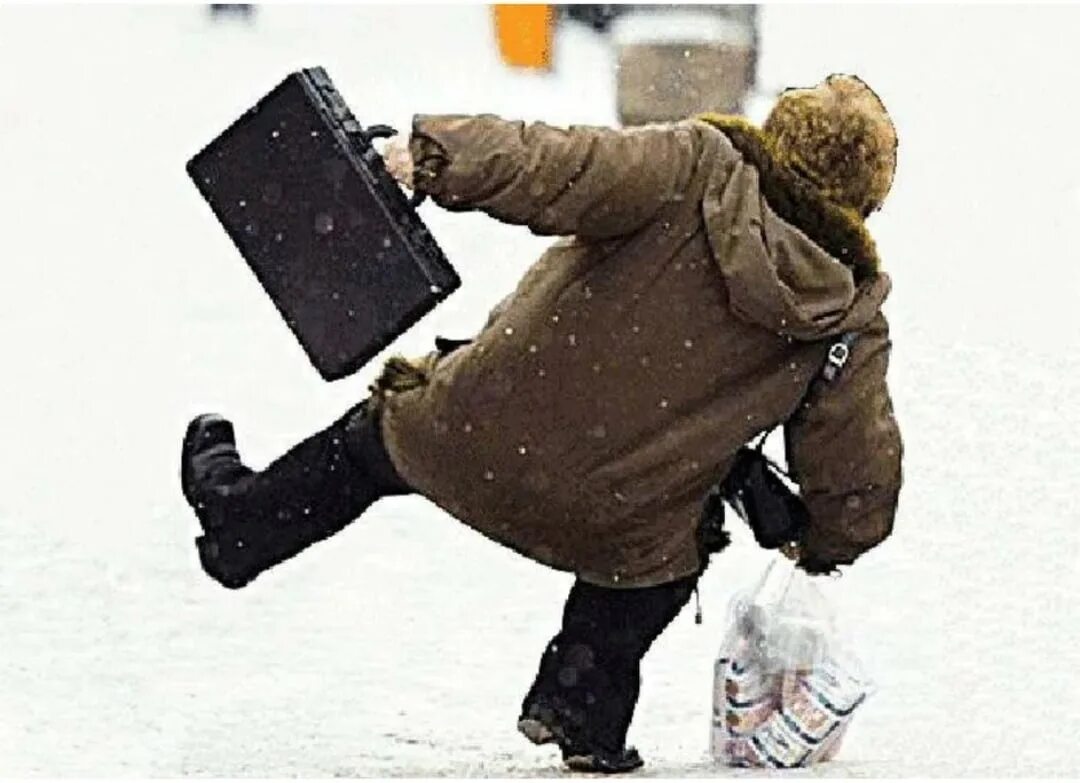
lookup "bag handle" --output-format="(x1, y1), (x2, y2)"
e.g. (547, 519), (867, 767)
(355, 123), (428, 208)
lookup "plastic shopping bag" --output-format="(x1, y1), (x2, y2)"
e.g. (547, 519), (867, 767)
(710, 557), (874, 768)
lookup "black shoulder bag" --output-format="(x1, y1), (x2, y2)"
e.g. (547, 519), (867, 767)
(700, 332), (859, 552)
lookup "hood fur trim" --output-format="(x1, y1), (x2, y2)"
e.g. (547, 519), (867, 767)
(696, 114), (881, 282)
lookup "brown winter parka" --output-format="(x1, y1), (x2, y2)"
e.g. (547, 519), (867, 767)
(375, 113), (903, 588)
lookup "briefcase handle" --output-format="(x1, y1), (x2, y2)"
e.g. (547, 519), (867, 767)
(361, 124), (427, 209)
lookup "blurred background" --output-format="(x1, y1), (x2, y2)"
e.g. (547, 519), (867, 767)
(1, 3), (1079, 777)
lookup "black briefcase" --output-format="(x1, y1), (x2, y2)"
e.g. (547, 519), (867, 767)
(187, 67), (460, 381)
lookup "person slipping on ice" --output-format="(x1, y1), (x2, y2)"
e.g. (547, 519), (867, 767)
(179, 74), (903, 774)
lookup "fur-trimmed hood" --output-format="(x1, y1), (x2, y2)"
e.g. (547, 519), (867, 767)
(696, 114), (890, 341)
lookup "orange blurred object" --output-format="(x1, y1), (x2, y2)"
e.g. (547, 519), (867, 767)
(493, 4), (554, 70)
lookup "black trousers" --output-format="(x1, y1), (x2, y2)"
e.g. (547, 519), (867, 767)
(341, 401), (702, 752)
(351, 403), (702, 752)
(212, 400), (702, 750)
(521, 573), (702, 752)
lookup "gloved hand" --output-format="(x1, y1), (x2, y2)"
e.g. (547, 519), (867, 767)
(781, 542), (841, 577)
(780, 542), (801, 562)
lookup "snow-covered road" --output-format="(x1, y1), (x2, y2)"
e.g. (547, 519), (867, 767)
(1, 4), (1078, 776)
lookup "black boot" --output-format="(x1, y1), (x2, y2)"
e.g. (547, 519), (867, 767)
(179, 402), (409, 589)
(519, 575), (701, 773)
(181, 413), (254, 522)
(518, 697), (644, 774)
(518, 637), (645, 774)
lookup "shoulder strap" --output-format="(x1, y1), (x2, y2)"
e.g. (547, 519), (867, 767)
(751, 331), (860, 451)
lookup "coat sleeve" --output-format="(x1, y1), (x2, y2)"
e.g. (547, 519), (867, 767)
(783, 313), (903, 573)
(408, 114), (701, 239)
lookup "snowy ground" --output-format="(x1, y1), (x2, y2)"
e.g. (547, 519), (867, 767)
(2, 3), (1079, 777)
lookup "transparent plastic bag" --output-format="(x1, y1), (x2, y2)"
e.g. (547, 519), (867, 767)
(710, 557), (874, 768)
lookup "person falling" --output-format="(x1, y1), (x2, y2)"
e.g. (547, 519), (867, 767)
(180, 73), (903, 774)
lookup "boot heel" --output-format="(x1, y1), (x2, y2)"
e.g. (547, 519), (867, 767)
(196, 534), (253, 590)
(517, 717), (557, 746)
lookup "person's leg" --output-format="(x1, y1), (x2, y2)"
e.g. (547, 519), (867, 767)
(180, 400), (410, 589)
(519, 573), (700, 771)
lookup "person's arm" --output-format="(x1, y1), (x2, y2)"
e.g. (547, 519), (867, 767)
(783, 313), (903, 573)
(401, 113), (702, 238)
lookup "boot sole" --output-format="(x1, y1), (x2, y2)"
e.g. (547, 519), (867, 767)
(180, 413), (230, 506)
(564, 750), (645, 774)
(519, 716), (644, 774)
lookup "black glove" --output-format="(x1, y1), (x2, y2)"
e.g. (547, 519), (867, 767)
(795, 552), (842, 577)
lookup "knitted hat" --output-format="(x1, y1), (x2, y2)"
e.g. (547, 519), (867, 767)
(763, 75), (897, 216)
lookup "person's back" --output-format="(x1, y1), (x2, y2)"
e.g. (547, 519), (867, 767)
(377, 74), (902, 585)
